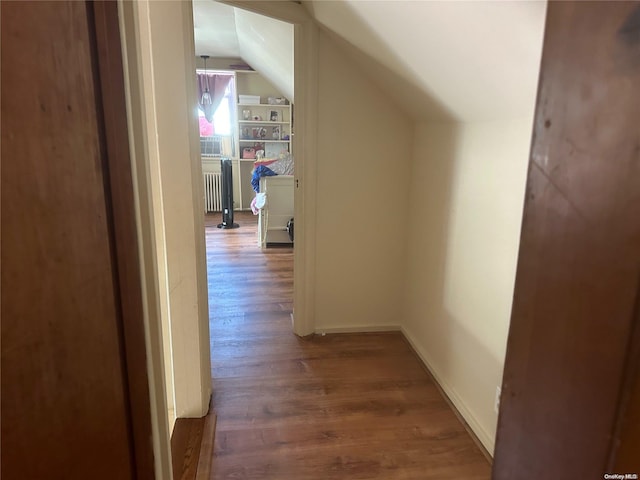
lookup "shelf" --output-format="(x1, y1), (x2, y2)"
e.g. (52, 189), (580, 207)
(238, 158), (285, 163)
(235, 89), (291, 213)
(237, 103), (290, 107)
(239, 120), (290, 125)
(239, 139), (290, 143)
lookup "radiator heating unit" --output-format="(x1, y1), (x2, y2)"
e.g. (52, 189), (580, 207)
(203, 172), (222, 212)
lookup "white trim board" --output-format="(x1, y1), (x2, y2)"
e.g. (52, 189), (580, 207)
(315, 325), (401, 335)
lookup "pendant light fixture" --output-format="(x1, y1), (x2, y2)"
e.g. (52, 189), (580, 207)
(201, 55), (212, 105)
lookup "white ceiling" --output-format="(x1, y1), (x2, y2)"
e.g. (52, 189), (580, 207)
(192, 0), (547, 122)
(192, 1), (294, 101)
(193, 1), (240, 58)
(306, 0), (547, 122)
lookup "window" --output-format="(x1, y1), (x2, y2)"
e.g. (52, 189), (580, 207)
(198, 72), (236, 157)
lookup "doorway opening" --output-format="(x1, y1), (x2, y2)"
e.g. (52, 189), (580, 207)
(118, 2), (319, 472)
(192, 2), (300, 408)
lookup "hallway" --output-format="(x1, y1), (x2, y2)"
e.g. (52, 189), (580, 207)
(205, 212), (491, 479)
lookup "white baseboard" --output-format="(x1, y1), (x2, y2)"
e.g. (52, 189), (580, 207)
(400, 326), (495, 457)
(315, 324), (401, 335)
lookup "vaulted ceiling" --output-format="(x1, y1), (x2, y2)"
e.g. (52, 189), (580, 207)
(193, 1), (294, 101)
(192, 0), (547, 122)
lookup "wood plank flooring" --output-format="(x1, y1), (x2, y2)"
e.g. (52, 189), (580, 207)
(171, 405), (216, 480)
(172, 416), (206, 480)
(205, 211), (491, 479)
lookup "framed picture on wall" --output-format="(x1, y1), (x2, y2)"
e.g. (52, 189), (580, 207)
(269, 110), (279, 122)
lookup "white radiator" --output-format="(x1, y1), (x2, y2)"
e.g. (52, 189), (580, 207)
(203, 172), (222, 212)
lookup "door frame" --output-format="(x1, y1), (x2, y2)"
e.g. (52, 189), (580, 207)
(116, 1), (319, 477)
(115, 1), (176, 476)
(92, 4), (161, 476)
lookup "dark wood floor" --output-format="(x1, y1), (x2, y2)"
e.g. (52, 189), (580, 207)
(205, 211), (491, 479)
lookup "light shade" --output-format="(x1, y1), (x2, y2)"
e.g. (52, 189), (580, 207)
(201, 54), (212, 104)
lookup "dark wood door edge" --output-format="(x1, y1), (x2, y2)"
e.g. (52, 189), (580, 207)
(90, 2), (155, 477)
(607, 273), (640, 469)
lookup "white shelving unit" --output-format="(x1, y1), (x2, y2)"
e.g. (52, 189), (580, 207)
(235, 101), (292, 210)
(237, 102), (291, 160)
(230, 70), (293, 211)
(201, 71), (293, 212)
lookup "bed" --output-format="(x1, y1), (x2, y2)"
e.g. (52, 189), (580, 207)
(250, 155), (294, 248)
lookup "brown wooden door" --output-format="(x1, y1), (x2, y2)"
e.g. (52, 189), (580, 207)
(493, 2), (640, 478)
(1, 2), (153, 478)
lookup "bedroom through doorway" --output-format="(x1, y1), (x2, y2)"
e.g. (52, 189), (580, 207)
(193, 1), (296, 359)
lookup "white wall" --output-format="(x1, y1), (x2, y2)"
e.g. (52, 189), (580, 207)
(310, 30), (539, 454)
(314, 30), (413, 332)
(194, 56), (244, 70)
(306, 0), (546, 455)
(403, 119), (535, 453)
(235, 70), (284, 102)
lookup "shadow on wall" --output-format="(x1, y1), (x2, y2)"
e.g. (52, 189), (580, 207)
(420, 315), (505, 450)
(404, 120), (531, 453)
(404, 123), (462, 380)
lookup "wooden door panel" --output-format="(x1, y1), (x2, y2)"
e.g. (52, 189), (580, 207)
(1, 2), (135, 478)
(493, 2), (640, 478)
(612, 312), (640, 471)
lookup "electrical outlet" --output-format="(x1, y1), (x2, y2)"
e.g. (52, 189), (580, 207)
(494, 386), (501, 414)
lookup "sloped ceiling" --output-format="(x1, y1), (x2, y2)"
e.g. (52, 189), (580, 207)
(193, 1), (546, 122)
(193, 1), (294, 102)
(193, 0), (240, 58)
(305, 0), (547, 122)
